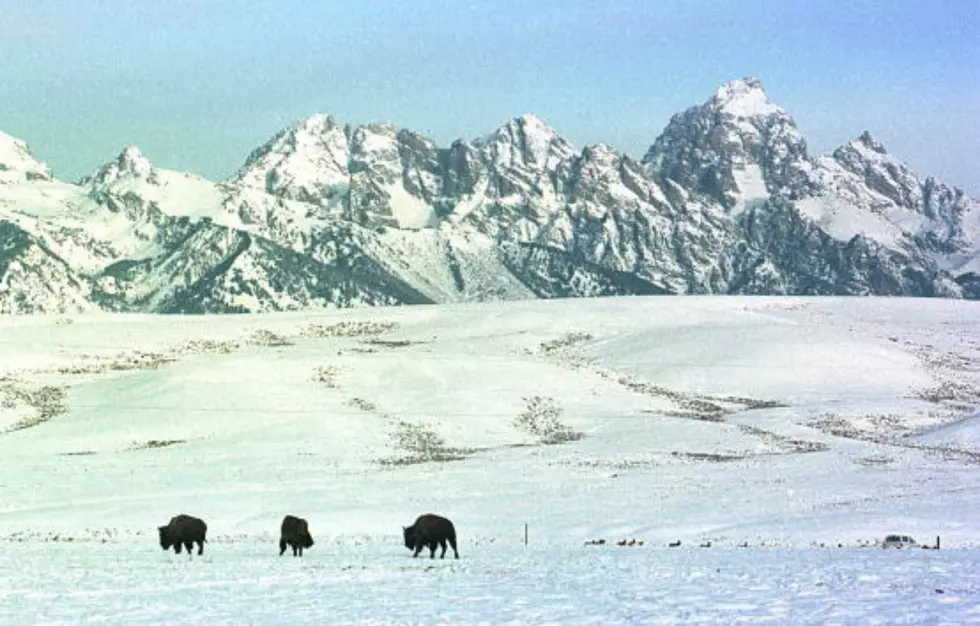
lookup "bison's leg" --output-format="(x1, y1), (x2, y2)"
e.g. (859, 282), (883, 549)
(184, 541), (195, 556)
(196, 540), (204, 555)
(449, 535), (459, 559)
(174, 542), (183, 554)
(413, 539), (424, 558)
(297, 545), (303, 557)
(279, 538), (287, 556)
(429, 541), (437, 559)
(439, 539), (447, 559)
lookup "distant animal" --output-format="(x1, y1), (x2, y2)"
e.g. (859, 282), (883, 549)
(279, 515), (314, 557)
(668, 540), (681, 548)
(403, 514), (459, 559)
(158, 514), (207, 556)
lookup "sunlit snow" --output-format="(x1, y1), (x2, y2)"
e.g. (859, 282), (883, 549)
(1, 296), (978, 622)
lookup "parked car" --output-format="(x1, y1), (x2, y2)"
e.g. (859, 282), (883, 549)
(882, 534), (917, 549)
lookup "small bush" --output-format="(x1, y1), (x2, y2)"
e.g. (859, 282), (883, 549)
(2, 384), (68, 432)
(538, 332), (594, 355)
(312, 366), (342, 388)
(379, 420), (470, 465)
(301, 321), (398, 339)
(347, 397), (378, 413)
(513, 396), (584, 445)
(177, 339), (240, 355)
(391, 421), (455, 459)
(247, 329), (293, 347)
(108, 351), (177, 371)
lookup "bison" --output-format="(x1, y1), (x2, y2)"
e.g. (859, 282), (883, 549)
(279, 515), (314, 557)
(403, 513), (458, 559)
(158, 514), (207, 556)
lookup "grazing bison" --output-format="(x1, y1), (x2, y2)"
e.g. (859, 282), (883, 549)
(403, 513), (459, 559)
(158, 514), (207, 556)
(279, 515), (314, 557)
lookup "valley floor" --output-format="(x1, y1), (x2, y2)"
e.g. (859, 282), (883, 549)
(1, 295), (979, 622)
(2, 541), (978, 625)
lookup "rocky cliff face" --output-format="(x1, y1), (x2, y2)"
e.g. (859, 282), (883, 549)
(1, 78), (977, 313)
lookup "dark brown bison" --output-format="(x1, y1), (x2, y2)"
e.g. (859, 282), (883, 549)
(403, 513), (458, 559)
(279, 515), (314, 557)
(158, 514), (207, 556)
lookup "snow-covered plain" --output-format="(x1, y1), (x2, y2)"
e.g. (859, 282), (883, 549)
(1, 296), (979, 623)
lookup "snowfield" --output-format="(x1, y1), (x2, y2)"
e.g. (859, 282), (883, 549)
(2, 543), (977, 625)
(1, 295), (979, 623)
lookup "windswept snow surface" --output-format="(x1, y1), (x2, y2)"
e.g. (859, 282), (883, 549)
(2, 544), (977, 625)
(915, 412), (980, 452)
(1, 296), (979, 623)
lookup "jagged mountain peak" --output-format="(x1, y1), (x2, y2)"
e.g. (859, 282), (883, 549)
(484, 113), (563, 143)
(718, 75), (764, 93)
(581, 142), (620, 159)
(81, 145), (156, 187)
(361, 121), (399, 132)
(294, 112), (342, 133)
(852, 131), (888, 155)
(643, 77), (811, 208)
(119, 144), (147, 162)
(711, 76), (784, 119)
(513, 113), (553, 133)
(832, 131), (904, 173)
(476, 113), (575, 171)
(0, 130), (53, 182)
(827, 129), (970, 224)
(230, 113), (351, 204)
(238, 113), (347, 167)
(580, 143), (637, 173)
(349, 122), (401, 152)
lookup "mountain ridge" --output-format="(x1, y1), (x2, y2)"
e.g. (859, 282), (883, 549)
(1, 77), (977, 313)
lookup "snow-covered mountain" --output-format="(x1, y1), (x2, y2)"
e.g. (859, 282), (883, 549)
(2, 78), (978, 313)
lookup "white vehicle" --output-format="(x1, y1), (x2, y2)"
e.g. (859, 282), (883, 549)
(882, 534), (917, 549)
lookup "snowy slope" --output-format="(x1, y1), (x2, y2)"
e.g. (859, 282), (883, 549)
(914, 411), (980, 452)
(1, 296), (979, 622)
(1, 296), (978, 541)
(0, 130), (52, 183)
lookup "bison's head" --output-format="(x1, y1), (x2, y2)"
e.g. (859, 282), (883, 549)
(302, 532), (314, 549)
(402, 525), (415, 550)
(158, 526), (173, 550)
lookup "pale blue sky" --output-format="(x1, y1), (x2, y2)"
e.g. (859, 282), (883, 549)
(1, 0), (977, 193)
